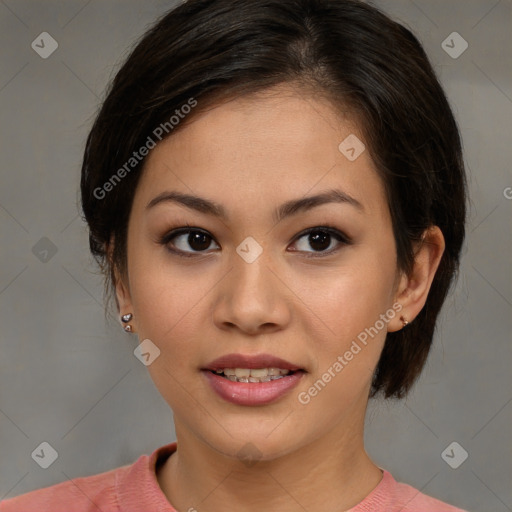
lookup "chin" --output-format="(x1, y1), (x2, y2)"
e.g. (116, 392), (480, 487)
(201, 427), (302, 464)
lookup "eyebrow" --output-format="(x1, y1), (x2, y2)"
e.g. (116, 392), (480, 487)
(146, 188), (364, 223)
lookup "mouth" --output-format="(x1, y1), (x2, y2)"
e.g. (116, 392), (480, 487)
(202, 352), (305, 374)
(206, 367), (304, 383)
(201, 353), (307, 406)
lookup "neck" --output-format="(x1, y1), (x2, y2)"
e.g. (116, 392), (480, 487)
(157, 414), (382, 511)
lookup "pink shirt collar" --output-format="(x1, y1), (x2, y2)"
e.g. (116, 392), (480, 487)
(115, 442), (396, 511)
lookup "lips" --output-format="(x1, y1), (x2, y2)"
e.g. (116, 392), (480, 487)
(201, 353), (307, 405)
(202, 368), (305, 406)
(202, 353), (305, 372)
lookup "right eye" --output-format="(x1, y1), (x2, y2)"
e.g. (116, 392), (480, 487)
(159, 227), (220, 257)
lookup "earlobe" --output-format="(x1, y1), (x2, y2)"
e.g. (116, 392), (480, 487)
(114, 274), (132, 310)
(114, 274), (136, 333)
(388, 226), (445, 332)
(108, 237), (136, 333)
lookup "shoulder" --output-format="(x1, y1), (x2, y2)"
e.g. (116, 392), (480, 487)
(0, 464), (129, 512)
(349, 469), (469, 512)
(0, 442), (178, 512)
(392, 475), (469, 512)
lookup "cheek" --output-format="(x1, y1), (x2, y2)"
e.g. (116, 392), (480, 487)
(303, 252), (397, 372)
(125, 235), (206, 345)
(131, 267), (209, 344)
(128, 264), (207, 403)
(308, 254), (395, 330)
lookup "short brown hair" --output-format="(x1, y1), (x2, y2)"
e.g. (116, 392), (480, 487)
(80, 0), (467, 399)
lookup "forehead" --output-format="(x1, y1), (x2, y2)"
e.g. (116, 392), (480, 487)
(136, 85), (388, 219)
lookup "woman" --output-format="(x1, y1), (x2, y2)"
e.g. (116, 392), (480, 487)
(1, 0), (469, 510)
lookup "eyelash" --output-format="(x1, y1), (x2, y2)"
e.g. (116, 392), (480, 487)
(158, 224), (352, 259)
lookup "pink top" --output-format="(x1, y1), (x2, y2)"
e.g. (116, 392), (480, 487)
(0, 442), (468, 512)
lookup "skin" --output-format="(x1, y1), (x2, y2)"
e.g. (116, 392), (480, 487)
(114, 83), (445, 511)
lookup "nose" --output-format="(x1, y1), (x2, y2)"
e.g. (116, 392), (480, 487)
(211, 249), (291, 335)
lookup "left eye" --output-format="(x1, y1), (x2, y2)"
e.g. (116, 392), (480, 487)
(291, 227), (349, 256)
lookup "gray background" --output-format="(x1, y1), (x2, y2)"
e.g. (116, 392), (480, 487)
(0, 1), (511, 511)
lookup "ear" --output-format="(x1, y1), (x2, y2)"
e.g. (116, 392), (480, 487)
(114, 269), (133, 313)
(387, 226), (445, 332)
(107, 237), (135, 329)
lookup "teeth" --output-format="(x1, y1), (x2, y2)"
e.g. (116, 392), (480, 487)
(248, 368), (269, 378)
(213, 367), (294, 383)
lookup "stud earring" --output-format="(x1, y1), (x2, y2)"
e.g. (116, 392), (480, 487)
(121, 313), (133, 332)
(400, 315), (409, 328)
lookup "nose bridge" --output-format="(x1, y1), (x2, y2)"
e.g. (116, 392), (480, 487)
(212, 236), (289, 332)
(231, 237), (274, 301)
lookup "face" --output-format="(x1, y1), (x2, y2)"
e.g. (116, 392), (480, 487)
(116, 84), (406, 461)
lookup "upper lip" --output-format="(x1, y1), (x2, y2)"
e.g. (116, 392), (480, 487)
(202, 353), (304, 372)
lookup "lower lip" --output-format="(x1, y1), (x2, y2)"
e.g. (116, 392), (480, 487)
(202, 370), (305, 406)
